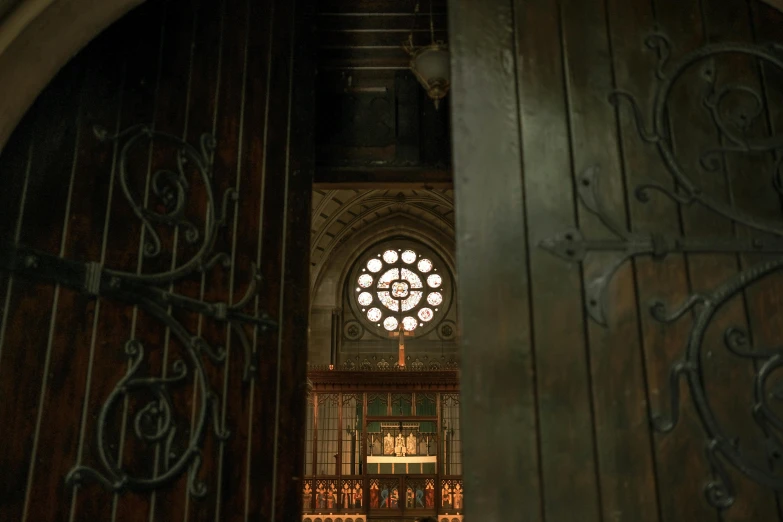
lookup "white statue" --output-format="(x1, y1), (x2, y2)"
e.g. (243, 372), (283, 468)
(395, 433), (407, 456)
(383, 433), (394, 455)
(406, 433), (417, 456)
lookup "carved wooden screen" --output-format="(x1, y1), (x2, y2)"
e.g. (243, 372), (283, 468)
(452, 0), (783, 521)
(0, 0), (314, 520)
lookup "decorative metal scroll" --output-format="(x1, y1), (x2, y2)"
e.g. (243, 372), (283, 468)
(0, 124), (276, 497)
(540, 35), (783, 510)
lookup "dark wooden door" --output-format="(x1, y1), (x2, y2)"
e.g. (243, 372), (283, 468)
(0, 0), (314, 520)
(451, 0), (783, 521)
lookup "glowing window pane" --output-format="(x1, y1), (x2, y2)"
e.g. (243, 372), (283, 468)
(383, 250), (398, 264)
(377, 269), (398, 289)
(358, 292), (373, 306)
(367, 258), (383, 273)
(418, 308), (434, 322)
(427, 292), (443, 306)
(358, 274), (373, 288)
(401, 268), (423, 288)
(427, 274), (442, 288)
(417, 259), (433, 273)
(377, 291), (399, 312)
(401, 291), (422, 312)
(391, 281), (409, 298)
(384, 316), (398, 331)
(401, 250), (417, 264)
(402, 316), (418, 331)
(367, 308), (382, 322)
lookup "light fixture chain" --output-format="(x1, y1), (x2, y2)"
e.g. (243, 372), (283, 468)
(429, 0), (435, 45)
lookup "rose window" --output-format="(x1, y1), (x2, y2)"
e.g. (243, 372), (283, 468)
(350, 241), (452, 337)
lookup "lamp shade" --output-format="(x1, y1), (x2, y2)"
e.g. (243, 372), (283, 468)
(410, 44), (450, 108)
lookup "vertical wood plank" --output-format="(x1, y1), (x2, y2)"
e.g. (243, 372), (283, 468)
(274, 0), (316, 515)
(0, 55), (85, 522)
(696, 0), (783, 519)
(68, 5), (166, 522)
(0, 94), (34, 516)
(150, 0), (225, 519)
(515, 0), (602, 520)
(448, 0), (542, 520)
(652, 0), (778, 520)
(749, 0), (783, 520)
(23, 22), (127, 522)
(0, 113), (34, 366)
(170, 0), (244, 521)
(560, 0), (663, 519)
(246, 0), (297, 516)
(116, 3), (197, 521)
(751, 3), (783, 520)
(215, 0), (269, 518)
(605, 0), (719, 520)
(105, 3), (196, 521)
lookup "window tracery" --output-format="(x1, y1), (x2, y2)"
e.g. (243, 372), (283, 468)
(348, 239), (452, 338)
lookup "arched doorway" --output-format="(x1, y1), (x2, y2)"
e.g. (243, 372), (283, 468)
(4, 0), (783, 521)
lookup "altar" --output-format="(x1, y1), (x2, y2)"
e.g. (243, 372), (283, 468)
(366, 455), (438, 474)
(302, 368), (462, 520)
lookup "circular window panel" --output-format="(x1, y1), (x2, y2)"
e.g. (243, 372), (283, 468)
(348, 239), (453, 338)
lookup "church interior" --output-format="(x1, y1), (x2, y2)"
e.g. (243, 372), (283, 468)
(303, 2), (462, 520)
(5, 0), (783, 521)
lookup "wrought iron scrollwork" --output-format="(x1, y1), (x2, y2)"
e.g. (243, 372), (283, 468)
(0, 124), (276, 497)
(541, 34), (783, 510)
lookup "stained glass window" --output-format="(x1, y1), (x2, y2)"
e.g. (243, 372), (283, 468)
(383, 250), (398, 264)
(402, 316), (417, 331)
(400, 291), (422, 312)
(383, 316), (398, 331)
(377, 269), (398, 289)
(352, 241), (451, 337)
(401, 268), (423, 288)
(391, 281), (409, 298)
(358, 292), (373, 306)
(377, 291), (399, 311)
(367, 258), (383, 273)
(418, 308), (433, 322)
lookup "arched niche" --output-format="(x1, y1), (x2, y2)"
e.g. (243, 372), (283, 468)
(309, 212), (457, 366)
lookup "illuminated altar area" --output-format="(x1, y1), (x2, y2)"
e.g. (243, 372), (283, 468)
(305, 233), (462, 521)
(301, 367), (463, 522)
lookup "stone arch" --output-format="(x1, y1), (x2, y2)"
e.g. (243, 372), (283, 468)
(0, 0), (145, 152)
(311, 212), (455, 310)
(309, 211), (456, 365)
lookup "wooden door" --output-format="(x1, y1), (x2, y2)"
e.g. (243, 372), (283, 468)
(451, 0), (783, 521)
(0, 0), (314, 520)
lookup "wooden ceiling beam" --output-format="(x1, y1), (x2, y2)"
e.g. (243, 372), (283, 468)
(314, 166), (452, 189)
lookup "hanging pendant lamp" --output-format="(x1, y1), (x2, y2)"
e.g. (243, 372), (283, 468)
(403, 0), (450, 109)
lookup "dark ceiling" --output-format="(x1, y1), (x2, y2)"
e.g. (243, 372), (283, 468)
(312, 0), (452, 189)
